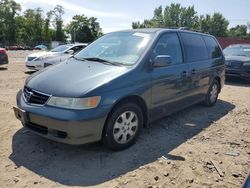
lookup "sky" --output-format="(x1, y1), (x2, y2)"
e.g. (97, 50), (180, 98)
(16, 0), (250, 33)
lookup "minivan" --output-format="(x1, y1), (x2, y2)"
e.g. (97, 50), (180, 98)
(14, 29), (225, 150)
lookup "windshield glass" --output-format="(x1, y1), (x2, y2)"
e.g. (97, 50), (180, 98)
(223, 46), (250, 57)
(75, 32), (155, 65)
(51, 45), (72, 52)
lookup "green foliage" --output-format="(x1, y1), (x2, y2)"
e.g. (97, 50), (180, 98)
(132, 3), (250, 38)
(66, 14), (102, 43)
(0, 0), (21, 44)
(53, 5), (65, 41)
(0, 0), (102, 47)
(200, 13), (229, 37)
(132, 4), (199, 30)
(228, 25), (249, 39)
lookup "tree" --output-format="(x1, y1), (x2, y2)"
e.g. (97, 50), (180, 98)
(200, 13), (229, 37)
(228, 25), (248, 39)
(0, 0), (21, 45)
(66, 14), (102, 43)
(43, 10), (54, 47)
(53, 5), (65, 41)
(132, 3), (199, 30)
(21, 8), (45, 45)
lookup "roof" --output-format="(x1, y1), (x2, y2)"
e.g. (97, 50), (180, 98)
(112, 28), (214, 37)
(65, 43), (88, 47)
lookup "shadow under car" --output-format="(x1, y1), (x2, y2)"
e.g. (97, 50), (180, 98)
(10, 99), (235, 186)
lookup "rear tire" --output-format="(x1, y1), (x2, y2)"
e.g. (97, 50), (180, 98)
(102, 102), (143, 150)
(204, 80), (220, 107)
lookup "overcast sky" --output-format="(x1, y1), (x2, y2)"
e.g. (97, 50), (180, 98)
(16, 0), (250, 33)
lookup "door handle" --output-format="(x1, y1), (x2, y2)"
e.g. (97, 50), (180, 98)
(181, 71), (187, 77)
(191, 69), (196, 75)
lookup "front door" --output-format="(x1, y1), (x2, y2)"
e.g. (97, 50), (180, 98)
(150, 32), (190, 121)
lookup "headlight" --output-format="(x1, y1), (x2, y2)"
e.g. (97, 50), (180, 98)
(47, 96), (101, 110)
(35, 56), (43, 61)
(35, 56), (49, 61)
(243, 62), (250, 66)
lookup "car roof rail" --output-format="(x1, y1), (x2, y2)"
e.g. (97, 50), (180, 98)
(178, 27), (204, 33)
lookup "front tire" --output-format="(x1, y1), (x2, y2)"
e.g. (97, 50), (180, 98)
(102, 102), (143, 150)
(204, 80), (220, 106)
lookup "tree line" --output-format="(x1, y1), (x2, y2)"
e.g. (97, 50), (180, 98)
(0, 0), (103, 47)
(132, 3), (250, 39)
(1, 1), (250, 48)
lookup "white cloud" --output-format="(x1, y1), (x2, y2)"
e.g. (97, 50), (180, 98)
(16, 0), (127, 18)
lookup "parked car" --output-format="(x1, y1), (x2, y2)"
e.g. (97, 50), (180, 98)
(14, 29), (225, 150)
(5, 46), (18, 50)
(0, 48), (8, 66)
(26, 43), (88, 70)
(34, 44), (47, 50)
(223, 44), (250, 81)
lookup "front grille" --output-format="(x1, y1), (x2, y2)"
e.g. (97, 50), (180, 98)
(226, 60), (243, 69)
(26, 65), (36, 68)
(23, 86), (50, 105)
(27, 56), (37, 61)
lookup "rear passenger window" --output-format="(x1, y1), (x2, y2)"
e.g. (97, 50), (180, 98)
(180, 32), (209, 62)
(203, 36), (222, 58)
(153, 33), (183, 65)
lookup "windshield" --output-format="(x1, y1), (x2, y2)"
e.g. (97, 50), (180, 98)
(223, 46), (250, 57)
(75, 32), (155, 65)
(51, 45), (72, 52)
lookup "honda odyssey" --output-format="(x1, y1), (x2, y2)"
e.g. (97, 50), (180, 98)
(14, 29), (225, 150)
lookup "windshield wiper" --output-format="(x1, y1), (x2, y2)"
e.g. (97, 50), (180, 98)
(71, 56), (86, 61)
(82, 57), (121, 66)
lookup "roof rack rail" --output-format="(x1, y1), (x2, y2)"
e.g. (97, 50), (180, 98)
(178, 27), (189, 30)
(178, 27), (202, 33)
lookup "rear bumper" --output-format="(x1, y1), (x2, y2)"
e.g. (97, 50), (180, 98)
(14, 90), (111, 145)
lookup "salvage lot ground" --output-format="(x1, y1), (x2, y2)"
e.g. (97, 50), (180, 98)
(0, 51), (249, 188)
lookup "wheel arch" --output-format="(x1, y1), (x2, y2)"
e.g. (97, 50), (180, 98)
(102, 95), (148, 139)
(214, 76), (221, 93)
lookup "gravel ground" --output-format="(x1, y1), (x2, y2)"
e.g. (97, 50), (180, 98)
(0, 51), (249, 188)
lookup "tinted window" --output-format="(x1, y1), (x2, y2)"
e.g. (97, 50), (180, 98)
(153, 33), (183, 64)
(51, 45), (72, 52)
(203, 36), (222, 58)
(180, 32), (209, 62)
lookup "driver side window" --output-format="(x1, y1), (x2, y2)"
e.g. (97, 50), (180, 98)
(153, 33), (183, 65)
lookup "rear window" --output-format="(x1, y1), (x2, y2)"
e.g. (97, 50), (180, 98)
(203, 36), (222, 58)
(180, 32), (209, 62)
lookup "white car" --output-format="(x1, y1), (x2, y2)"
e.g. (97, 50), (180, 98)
(26, 43), (88, 70)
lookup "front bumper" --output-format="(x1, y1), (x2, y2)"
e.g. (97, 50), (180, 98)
(226, 68), (250, 80)
(14, 90), (110, 145)
(25, 60), (44, 70)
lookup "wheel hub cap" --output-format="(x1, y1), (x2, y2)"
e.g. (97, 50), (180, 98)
(210, 84), (218, 103)
(113, 111), (138, 144)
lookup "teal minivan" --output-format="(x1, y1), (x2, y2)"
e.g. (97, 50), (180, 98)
(14, 29), (225, 150)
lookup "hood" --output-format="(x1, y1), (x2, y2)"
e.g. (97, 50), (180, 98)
(25, 58), (129, 97)
(28, 51), (60, 58)
(225, 56), (250, 62)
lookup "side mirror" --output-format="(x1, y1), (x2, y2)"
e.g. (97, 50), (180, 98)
(66, 50), (74, 55)
(153, 55), (172, 67)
